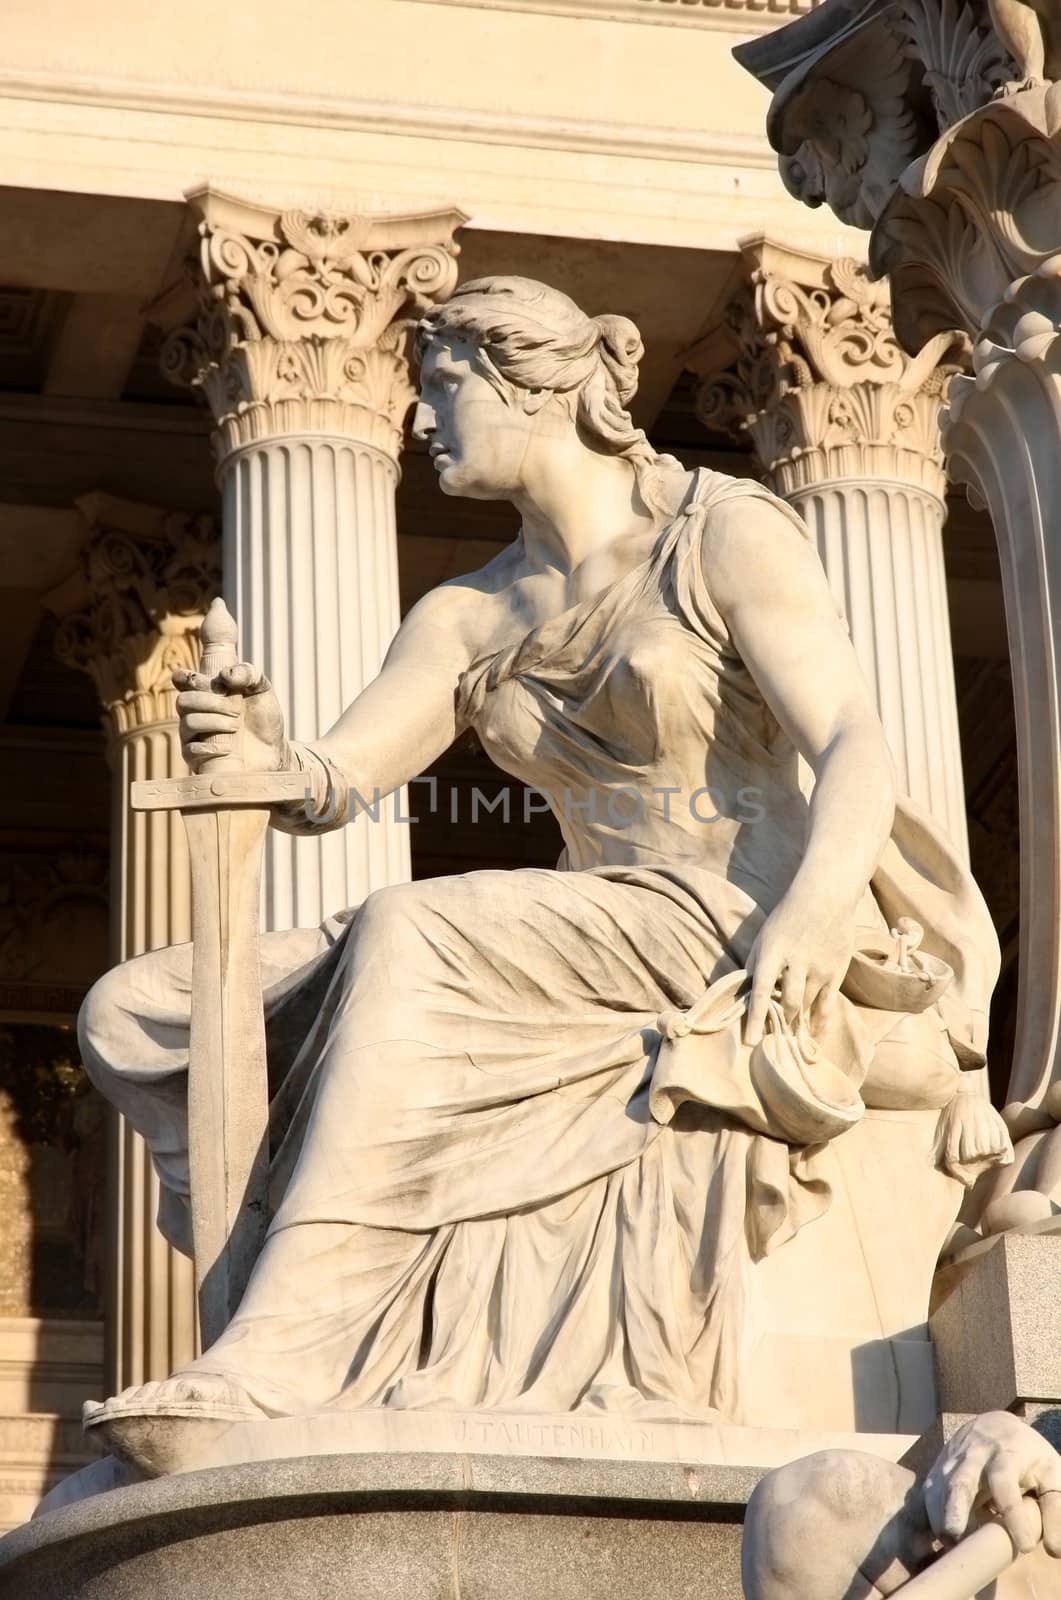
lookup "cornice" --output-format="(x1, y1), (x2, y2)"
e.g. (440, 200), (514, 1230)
(0, 67), (777, 172)
(402, 0), (821, 28)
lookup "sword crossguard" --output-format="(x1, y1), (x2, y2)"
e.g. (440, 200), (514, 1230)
(131, 770), (309, 813)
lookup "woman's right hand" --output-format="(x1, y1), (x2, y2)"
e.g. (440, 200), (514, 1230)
(173, 662), (290, 775)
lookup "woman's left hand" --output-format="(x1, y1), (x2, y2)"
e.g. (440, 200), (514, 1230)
(744, 890), (856, 1046)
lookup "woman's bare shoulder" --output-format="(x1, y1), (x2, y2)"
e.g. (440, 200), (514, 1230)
(699, 491), (818, 613)
(399, 541), (525, 653)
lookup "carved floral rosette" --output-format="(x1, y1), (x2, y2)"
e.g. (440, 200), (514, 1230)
(158, 197), (465, 466)
(54, 508), (221, 737)
(697, 252), (961, 498)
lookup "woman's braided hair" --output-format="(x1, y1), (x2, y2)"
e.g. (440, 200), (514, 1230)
(415, 276), (675, 507)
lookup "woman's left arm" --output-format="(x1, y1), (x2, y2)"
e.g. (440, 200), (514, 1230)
(704, 498), (897, 1045)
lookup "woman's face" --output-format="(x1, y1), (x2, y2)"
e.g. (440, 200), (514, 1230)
(413, 336), (542, 500)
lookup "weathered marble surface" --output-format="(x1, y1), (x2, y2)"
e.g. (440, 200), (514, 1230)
(742, 1410), (1061, 1600)
(0, 1452), (752, 1600)
(77, 276), (1007, 1481)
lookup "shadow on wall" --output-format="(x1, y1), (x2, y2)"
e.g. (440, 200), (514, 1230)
(850, 1327), (938, 1437)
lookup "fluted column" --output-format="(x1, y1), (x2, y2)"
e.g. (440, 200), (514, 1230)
(157, 190), (464, 930)
(693, 239), (968, 857)
(48, 493), (221, 1388)
(223, 439), (405, 927)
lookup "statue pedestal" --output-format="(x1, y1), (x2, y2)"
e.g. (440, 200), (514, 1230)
(0, 1415), (922, 1598)
(931, 1230), (1061, 1415)
(0, 1435), (917, 1600)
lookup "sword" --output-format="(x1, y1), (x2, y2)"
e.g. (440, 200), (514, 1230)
(132, 598), (307, 1348)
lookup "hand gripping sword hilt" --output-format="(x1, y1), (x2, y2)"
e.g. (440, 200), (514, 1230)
(196, 597), (243, 775)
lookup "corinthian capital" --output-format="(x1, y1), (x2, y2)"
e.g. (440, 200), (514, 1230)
(690, 239), (963, 497)
(154, 189), (466, 466)
(47, 494), (220, 738)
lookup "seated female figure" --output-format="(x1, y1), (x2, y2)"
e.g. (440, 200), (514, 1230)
(80, 276), (1007, 1474)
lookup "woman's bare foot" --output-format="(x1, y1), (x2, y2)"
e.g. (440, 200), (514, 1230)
(83, 1373), (266, 1477)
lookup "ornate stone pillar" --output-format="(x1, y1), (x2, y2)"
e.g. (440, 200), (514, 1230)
(735, 7), (1061, 1190)
(156, 190), (465, 930)
(48, 492), (221, 1387)
(692, 239), (969, 856)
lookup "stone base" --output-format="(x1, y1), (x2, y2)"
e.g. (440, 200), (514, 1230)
(176, 1406), (922, 1477)
(931, 1231), (1061, 1413)
(0, 1452), (754, 1599)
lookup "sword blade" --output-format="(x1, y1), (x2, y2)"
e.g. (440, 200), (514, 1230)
(183, 805), (271, 1348)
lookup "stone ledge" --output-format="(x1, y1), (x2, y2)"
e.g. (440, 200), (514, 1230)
(181, 1407), (921, 1478)
(0, 1452), (754, 1600)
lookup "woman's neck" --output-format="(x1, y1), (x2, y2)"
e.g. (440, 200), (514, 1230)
(512, 435), (658, 581)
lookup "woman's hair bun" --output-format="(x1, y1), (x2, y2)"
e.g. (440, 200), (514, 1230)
(594, 314), (643, 406)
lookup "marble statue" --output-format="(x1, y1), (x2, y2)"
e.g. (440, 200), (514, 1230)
(743, 1409), (1061, 1599)
(77, 275), (1010, 1476)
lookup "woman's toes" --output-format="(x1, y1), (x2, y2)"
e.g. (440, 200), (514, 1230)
(81, 1373), (263, 1476)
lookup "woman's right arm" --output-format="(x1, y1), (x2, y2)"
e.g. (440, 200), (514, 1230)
(175, 582), (479, 832)
(309, 583), (478, 817)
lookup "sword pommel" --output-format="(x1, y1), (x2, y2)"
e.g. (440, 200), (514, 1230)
(200, 597), (239, 680)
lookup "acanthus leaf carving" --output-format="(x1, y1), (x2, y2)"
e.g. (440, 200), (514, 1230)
(896, 0), (1012, 128)
(739, 0), (1043, 247)
(51, 501), (221, 738)
(693, 248), (963, 497)
(156, 195), (464, 465)
(870, 85), (1061, 348)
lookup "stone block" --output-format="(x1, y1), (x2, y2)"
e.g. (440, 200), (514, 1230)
(0, 1452), (749, 1600)
(930, 1232), (1061, 1414)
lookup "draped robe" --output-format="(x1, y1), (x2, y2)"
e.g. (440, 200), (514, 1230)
(81, 468), (998, 1421)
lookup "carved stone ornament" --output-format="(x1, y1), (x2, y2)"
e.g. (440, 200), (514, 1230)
(736, 0), (1025, 228)
(49, 494), (220, 737)
(692, 239), (962, 496)
(155, 189), (466, 467)
(872, 83), (1061, 350)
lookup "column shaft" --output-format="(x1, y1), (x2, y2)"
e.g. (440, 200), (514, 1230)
(692, 239), (968, 857)
(790, 479), (968, 856)
(155, 190), (463, 931)
(223, 437), (409, 930)
(108, 721), (198, 1386)
(48, 492), (219, 1388)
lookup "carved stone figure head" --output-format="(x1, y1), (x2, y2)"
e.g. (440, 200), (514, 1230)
(413, 275), (662, 502)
